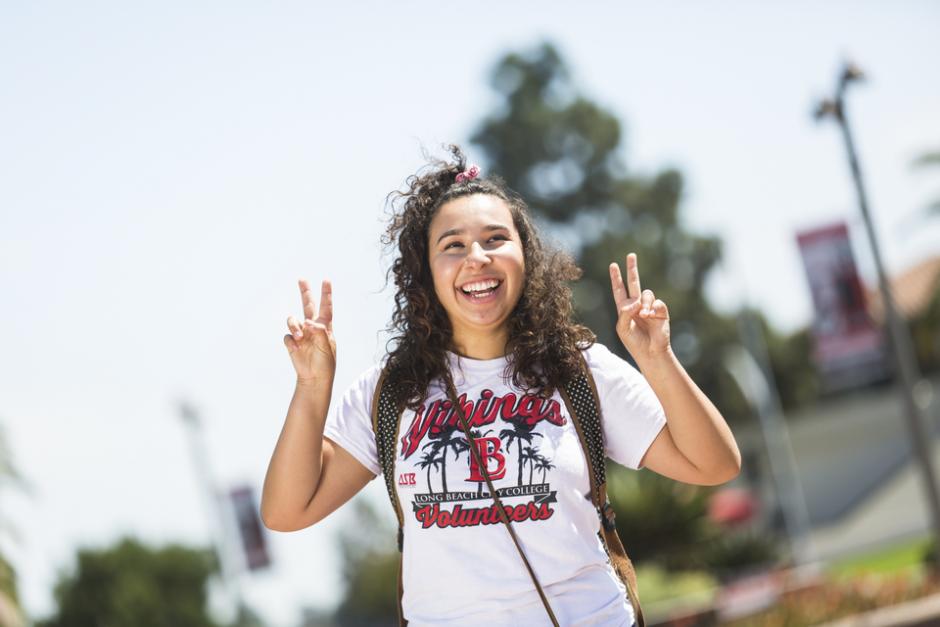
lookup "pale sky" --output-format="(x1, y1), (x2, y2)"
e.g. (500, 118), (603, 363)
(2, 2), (939, 626)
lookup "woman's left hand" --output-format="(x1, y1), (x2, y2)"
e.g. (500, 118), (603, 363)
(609, 253), (672, 361)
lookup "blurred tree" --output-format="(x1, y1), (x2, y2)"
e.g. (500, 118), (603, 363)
(0, 553), (25, 627)
(0, 420), (28, 627)
(912, 150), (940, 218)
(607, 464), (781, 576)
(606, 464), (715, 569)
(37, 537), (220, 627)
(752, 313), (821, 412)
(911, 282), (940, 374)
(332, 500), (399, 627)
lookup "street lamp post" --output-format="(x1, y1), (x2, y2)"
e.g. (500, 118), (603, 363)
(731, 311), (817, 568)
(179, 400), (245, 622)
(814, 61), (940, 568)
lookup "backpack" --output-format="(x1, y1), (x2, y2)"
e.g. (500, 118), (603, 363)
(371, 358), (645, 626)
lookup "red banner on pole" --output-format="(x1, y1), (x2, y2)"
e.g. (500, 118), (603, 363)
(796, 222), (887, 390)
(229, 485), (271, 571)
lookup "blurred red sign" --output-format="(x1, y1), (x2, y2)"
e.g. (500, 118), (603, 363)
(796, 222), (886, 390)
(708, 487), (758, 526)
(230, 485), (271, 571)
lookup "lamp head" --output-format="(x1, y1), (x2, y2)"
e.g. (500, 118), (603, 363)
(813, 99), (839, 122)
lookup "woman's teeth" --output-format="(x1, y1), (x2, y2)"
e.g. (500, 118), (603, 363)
(461, 279), (500, 295)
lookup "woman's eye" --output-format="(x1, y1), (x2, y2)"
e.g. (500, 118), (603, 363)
(443, 235), (506, 251)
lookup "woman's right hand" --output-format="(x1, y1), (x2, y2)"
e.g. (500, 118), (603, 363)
(284, 279), (336, 385)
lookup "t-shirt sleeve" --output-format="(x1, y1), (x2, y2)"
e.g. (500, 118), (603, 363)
(583, 343), (667, 470)
(323, 364), (383, 476)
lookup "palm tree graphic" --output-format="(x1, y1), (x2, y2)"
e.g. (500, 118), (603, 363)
(421, 422), (469, 494)
(416, 450), (442, 494)
(523, 446), (541, 485)
(499, 419), (543, 486)
(535, 455), (555, 483)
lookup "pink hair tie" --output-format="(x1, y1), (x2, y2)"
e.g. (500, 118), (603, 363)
(455, 164), (481, 183)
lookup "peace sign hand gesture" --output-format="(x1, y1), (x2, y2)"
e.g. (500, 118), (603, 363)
(284, 279), (337, 386)
(609, 253), (672, 362)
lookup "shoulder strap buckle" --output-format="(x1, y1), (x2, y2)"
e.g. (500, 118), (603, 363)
(600, 499), (617, 532)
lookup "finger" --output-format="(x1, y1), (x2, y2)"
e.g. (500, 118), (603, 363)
(640, 289), (655, 317)
(626, 253), (641, 300)
(620, 299), (642, 318)
(283, 334), (297, 353)
(609, 263), (629, 310)
(303, 319), (327, 336)
(318, 280), (333, 326)
(652, 299), (669, 318)
(299, 279), (316, 321)
(287, 316), (303, 340)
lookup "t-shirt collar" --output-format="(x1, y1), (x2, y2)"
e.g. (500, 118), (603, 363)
(446, 350), (508, 375)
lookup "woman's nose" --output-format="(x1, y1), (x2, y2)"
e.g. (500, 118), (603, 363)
(464, 241), (491, 267)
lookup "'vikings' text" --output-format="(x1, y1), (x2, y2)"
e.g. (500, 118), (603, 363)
(400, 390), (566, 459)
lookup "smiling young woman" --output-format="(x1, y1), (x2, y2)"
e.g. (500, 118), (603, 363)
(261, 144), (741, 627)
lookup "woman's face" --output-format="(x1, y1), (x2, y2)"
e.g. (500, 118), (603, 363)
(427, 194), (526, 346)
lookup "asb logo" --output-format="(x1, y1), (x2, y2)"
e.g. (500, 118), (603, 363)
(398, 472), (417, 487)
(466, 437), (507, 482)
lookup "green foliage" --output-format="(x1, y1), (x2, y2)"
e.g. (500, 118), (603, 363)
(759, 317), (822, 411)
(825, 535), (931, 580)
(922, 536), (940, 572)
(0, 551), (20, 610)
(37, 536), (219, 627)
(608, 466), (781, 576)
(1, 419), (28, 621)
(608, 465), (714, 569)
(694, 529), (781, 581)
(333, 500), (399, 627)
(634, 563), (717, 607)
(907, 146), (940, 373)
(912, 149), (940, 218)
(911, 287), (940, 374)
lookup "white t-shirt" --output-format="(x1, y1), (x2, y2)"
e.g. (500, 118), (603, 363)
(324, 342), (666, 626)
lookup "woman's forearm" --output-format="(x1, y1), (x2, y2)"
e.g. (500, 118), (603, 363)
(261, 377), (334, 528)
(636, 349), (741, 481)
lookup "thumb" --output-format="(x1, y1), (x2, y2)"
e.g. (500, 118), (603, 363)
(283, 334), (298, 354)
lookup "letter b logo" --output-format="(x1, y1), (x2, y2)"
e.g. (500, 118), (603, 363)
(467, 437), (506, 482)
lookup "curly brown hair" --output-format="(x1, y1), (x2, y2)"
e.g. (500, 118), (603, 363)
(382, 144), (595, 410)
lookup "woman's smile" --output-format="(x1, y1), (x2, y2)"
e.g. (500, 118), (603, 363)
(457, 277), (503, 303)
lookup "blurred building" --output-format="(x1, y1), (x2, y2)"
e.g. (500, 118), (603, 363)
(865, 255), (940, 325)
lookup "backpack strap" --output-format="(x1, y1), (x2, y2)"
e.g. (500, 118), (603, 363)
(371, 363), (408, 626)
(559, 354), (646, 627)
